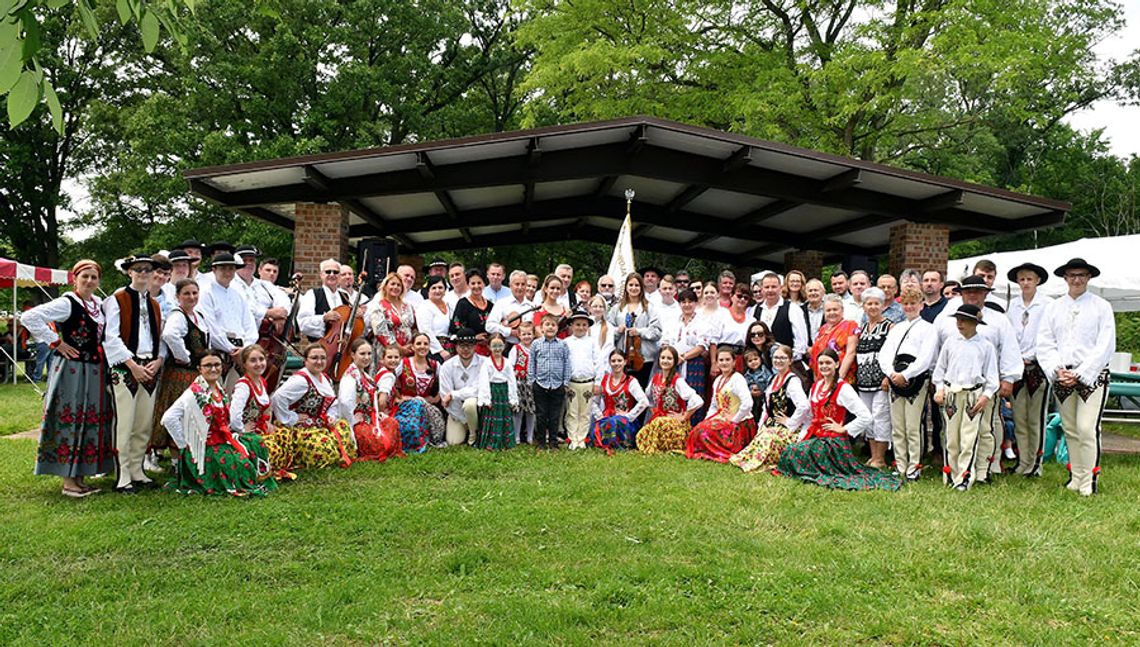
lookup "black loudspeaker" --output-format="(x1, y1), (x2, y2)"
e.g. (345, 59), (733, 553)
(356, 238), (399, 297)
(842, 254), (879, 278)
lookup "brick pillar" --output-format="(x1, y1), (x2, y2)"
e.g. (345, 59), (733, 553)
(294, 203), (349, 290)
(783, 250), (824, 280)
(888, 222), (948, 277)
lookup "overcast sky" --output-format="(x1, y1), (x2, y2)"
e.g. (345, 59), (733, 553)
(1064, 0), (1140, 159)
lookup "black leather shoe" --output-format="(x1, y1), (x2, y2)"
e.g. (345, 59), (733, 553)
(113, 484), (137, 494)
(132, 479), (159, 490)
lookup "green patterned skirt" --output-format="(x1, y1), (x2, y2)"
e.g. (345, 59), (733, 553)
(775, 436), (902, 491)
(475, 382), (515, 450)
(166, 442), (275, 497)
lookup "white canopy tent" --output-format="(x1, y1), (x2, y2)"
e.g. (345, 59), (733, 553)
(947, 235), (1140, 312)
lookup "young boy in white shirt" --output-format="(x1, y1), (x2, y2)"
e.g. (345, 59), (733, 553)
(563, 310), (602, 449)
(933, 304), (999, 491)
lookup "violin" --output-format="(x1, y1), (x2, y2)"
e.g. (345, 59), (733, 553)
(321, 263), (369, 381)
(261, 272), (304, 392)
(624, 311), (645, 373)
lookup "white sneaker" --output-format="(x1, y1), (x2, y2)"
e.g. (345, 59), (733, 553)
(1003, 447), (1016, 460)
(143, 452), (164, 473)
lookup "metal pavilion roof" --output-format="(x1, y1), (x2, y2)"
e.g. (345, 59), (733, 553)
(183, 116), (1070, 270)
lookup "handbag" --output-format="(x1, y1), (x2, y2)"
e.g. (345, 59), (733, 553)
(889, 323), (928, 398)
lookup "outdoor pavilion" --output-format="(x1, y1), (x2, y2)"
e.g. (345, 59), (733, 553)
(183, 116), (1070, 286)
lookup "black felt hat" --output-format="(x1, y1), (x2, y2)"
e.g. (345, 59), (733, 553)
(952, 303), (987, 325)
(1006, 262), (1048, 285)
(209, 252), (243, 268)
(958, 275), (993, 292)
(114, 253), (155, 274)
(1053, 257), (1100, 278)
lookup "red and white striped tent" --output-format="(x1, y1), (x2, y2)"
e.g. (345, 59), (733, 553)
(0, 258), (70, 289)
(2, 258), (71, 384)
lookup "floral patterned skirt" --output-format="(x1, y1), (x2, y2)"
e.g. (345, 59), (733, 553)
(234, 432), (278, 491)
(279, 420), (356, 470)
(729, 424), (797, 472)
(354, 417), (404, 462)
(166, 442), (275, 496)
(476, 382), (516, 451)
(589, 414), (641, 451)
(517, 379), (535, 415)
(395, 399), (433, 453)
(775, 436), (902, 491)
(260, 427), (296, 477)
(35, 358), (115, 478)
(636, 415), (690, 454)
(150, 364), (197, 449)
(685, 417), (757, 463)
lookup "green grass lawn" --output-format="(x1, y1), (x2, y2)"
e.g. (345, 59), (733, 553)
(1, 438), (1138, 645)
(0, 383), (42, 435)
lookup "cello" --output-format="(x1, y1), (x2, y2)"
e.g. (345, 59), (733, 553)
(261, 272), (304, 393)
(320, 259), (369, 381)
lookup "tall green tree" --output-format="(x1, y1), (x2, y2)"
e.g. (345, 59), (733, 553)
(0, 13), (134, 268)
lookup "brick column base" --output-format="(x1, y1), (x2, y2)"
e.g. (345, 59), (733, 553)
(294, 203), (349, 291)
(888, 222), (948, 278)
(784, 250), (824, 280)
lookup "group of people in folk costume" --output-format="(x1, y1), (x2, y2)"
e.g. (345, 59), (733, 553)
(22, 235), (1114, 498)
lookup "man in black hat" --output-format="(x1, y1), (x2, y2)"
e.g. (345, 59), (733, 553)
(1005, 262), (1053, 476)
(932, 304), (999, 491)
(175, 239), (206, 275)
(439, 328), (485, 445)
(1036, 258), (1115, 496)
(935, 275), (1022, 484)
(103, 253), (167, 492)
(164, 249), (192, 303)
(149, 253), (174, 318)
(198, 252), (259, 386)
(641, 266), (663, 305)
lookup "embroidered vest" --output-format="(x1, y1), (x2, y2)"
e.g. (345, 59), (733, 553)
(397, 357), (438, 397)
(58, 296), (103, 364)
(289, 372), (335, 427)
(651, 373), (684, 416)
(237, 376), (271, 433)
(114, 287), (162, 354)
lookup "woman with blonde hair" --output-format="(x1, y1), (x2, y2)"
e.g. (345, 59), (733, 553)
(366, 272), (417, 357)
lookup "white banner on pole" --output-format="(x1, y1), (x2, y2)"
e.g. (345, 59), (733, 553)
(607, 190), (637, 299)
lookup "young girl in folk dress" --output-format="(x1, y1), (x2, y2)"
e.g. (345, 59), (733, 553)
(380, 344), (435, 453)
(775, 348), (902, 491)
(685, 347), (757, 463)
(510, 322), (537, 444)
(475, 333), (519, 450)
(225, 344), (281, 486)
(729, 344), (810, 473)
(340, 339), (403, 462)
(270, 343), (356, 470)
(636, 346), (704, 454)
(396, 333), (448, 447)
(590, 350), (650, 451)
(161, 349), (275, 497)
